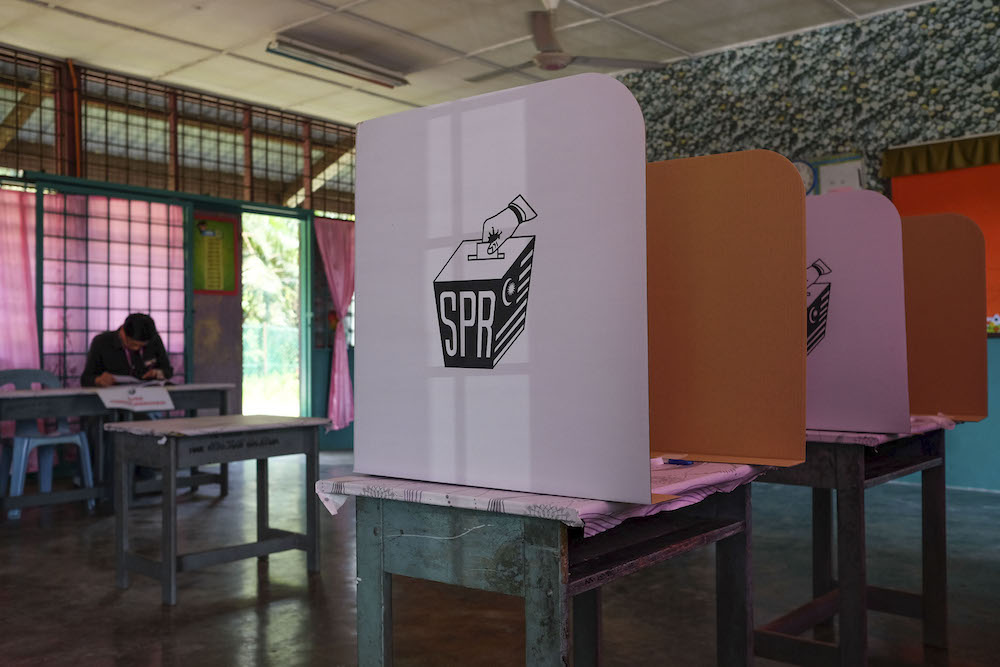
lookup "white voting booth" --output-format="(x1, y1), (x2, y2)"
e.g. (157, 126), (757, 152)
(804, 190), (911, 433)
(354, 74), (807, 503)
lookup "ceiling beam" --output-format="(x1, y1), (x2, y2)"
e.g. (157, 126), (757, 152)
(280, 136), (354, 207)
(81, 140), (354, 206)
(0, 71), (52, 151)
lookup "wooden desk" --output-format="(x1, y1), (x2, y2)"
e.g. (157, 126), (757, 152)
(0, 383), (234, 514)
(754, 422), (948, 666)
(108, 414), (328, 605)
(318, 462), (760, 666)
(0, 382), (233, 421)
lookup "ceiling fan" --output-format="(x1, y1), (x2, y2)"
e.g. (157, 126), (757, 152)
(467, 3), (667, 83)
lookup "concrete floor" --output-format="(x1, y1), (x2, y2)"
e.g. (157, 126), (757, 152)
(1, 452), (998, 666)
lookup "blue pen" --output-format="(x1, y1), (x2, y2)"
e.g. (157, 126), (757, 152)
(666, 458), (694, 466)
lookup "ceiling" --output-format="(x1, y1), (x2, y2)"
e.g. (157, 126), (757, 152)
(0, 0), (931, 127)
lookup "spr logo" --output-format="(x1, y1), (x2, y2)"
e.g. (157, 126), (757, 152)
(433, 195), (537, 369)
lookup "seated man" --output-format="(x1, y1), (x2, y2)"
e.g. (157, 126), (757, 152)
(80, 313), (173, 387)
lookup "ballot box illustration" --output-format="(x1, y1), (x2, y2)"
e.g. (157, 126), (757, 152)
(806, 259), (831, 355)
(433, 195), (537, 369)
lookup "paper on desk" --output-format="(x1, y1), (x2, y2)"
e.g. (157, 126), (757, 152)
(111, 374), (166, 386)
(805, 413), (955, 447)
(97, 385), (174, 412)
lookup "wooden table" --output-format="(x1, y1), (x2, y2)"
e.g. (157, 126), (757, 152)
(754, 422), (948, 666)
(0, 383), (234, 514)
(108, 414), (328, 605)
(318, 462), (761, 666)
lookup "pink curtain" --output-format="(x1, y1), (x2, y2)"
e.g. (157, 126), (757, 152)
(1, 190), (41, 470)
(314, 217), (355, 430)
(0, 190), (39, 371)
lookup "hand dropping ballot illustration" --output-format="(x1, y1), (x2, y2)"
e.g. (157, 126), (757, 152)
(806, 258), (831, 355)
(434, 195), (537, 369)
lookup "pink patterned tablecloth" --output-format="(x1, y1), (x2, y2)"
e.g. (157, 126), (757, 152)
(805, 414), (955, 447)
(316, 460), (762, 538)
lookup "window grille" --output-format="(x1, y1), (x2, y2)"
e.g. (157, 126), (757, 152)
(1, 47), (355, 214)
(0, 48), (63, 175)
(40, 192), (186, 386)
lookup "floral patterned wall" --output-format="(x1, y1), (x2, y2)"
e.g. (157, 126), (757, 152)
(619, 0), (1000, 193)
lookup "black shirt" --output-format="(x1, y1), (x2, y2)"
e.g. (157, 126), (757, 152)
(80, 329), (174, 386)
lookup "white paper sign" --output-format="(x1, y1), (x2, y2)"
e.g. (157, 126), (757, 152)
(97, 386), (175, 412)
(805, 190), (910, 433)
(354, 74), (651, 503)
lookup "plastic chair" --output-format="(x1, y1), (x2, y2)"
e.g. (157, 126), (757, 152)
(0, 369), (95, 520)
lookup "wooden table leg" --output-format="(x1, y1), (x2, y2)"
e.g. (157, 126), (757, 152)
(836, 445), (867, 666)
(115, 438), (130, 590)
(161, 438), (178, 606)
(219, 390), (229, 497)
(257, 458), (269, 560)
(813, 487), (835, 642)
(573, 588), (601, 667)
(524, 520), (570, 666)
(356, 497), (393, 667)
(94, 415), (106, 485)
(922, 431), (947, 649)
(717, 483), (752, 667)
(305, 429), (320, 572)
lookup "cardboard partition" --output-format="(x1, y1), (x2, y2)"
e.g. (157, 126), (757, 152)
(353, 74), (655, 503)
(804, 190), (911, 433)
(646, 150), (806, 466)
(902, 214), (987, 422)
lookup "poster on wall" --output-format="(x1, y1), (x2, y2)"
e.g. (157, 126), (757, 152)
(793, 154), (864, 195)
(192, 215), (238, 294)
(805, 190), (911, 434)
(353, 73), (653, 503)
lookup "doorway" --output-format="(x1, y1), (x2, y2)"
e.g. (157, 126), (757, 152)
(241, 212), (304, 416)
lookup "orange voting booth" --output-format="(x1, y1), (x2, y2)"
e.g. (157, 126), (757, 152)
(902, 214), (988, 422)
(646, 150), (807, 466)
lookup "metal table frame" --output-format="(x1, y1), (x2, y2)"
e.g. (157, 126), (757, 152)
(0, 384), (232, 514)
(112, 417), (322, 605)
(754, 429), (946, 666)
(355, 484), (753, 666)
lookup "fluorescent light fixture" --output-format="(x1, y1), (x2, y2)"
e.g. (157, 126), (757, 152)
(267, 37), (409, 88)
